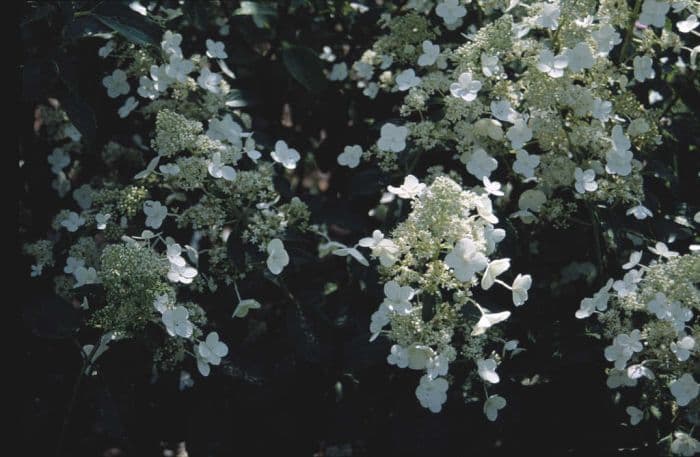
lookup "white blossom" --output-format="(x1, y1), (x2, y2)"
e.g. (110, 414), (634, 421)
(450, 72), (482, 102)
(506, 118), (533, 149)
(481, 258), (510, 290)
(207, 151), (236, 181)
(382, 281), (415, 315)
(197, 332), (229, 376)
(592, 24), (622, 55)
(337, 145), (362, 168)
(513, 149), (540, 179)
(477, 358), (500, 384)
(466, 148), (498, 180)
(358, 230), (400, 267)
(574, 168), (598, 194)
(435, 0), (466, 25)
(102, 69), (130, 98)
(639, 0), (670, 28)
(266, 238), (289, 275)
(633, 55), (655, 82)
(197, 67), (222, 94)
(535, 2), (561, 30)
(677, 14), (699, 33)
(415, 375), (449, 413)
(118, 96), (139, 118)
(161, 31), (183, 58)
(627, 204), (653, 220)
(671, 336), (695, 362)
(95, 213), (110, 230)
(328, 62), (348, 81)
(48, 148), (70, 174)
(483, 395), (506, 421)
(395, 69), (421, 91)
(165, 55), (195, 83)
(418, 40), (440, 66)
(626, 406), (643, 425)
(670, 373), (700, 406)
(445, 238), (488, 282)
(377, 123), (409, 153)
(61, 212), (85, 232)
(271, 140), (301, 169)
(162, 305), (193, 338)
(387, 175), (426, 199)
(511, 273), (532, 306)
(565, 43), (594, 72)
(536, 49), (568, 78)
(206, 39), (227, 59)
(671, 432), (700, 456)
(143, 200), (167, 229)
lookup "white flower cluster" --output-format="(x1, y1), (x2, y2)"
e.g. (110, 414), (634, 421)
(27, 29), (316, 382)
(577, 245), (700, 454)
(361, 175), (531, 416)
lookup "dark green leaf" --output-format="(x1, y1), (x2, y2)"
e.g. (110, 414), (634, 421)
(91, 3), (162, 47)
(281, 46), (327, 93)
(57, 87), (97, 144)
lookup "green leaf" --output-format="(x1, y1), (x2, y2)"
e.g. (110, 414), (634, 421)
(91, 3), (162, 47)
(281, 46), (327, 93)
(58, 87), (97, 144)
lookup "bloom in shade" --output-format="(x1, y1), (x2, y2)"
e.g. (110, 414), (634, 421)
(670, 373), (700, 406)
(481, 258), (510, 290)
(472, 308), (511, 336)
(395, 69), (421, 91)
(387, 175), (426, 199)
(639, 0), (670, 28)
(511, 274), (532, 306)
(671, 432), (700, 456)
(337, 145), (362, 168)
(506, 118), (533, 149)
(207, 152), (236, 181)
(102, 69), (130, 98)
(118, 97), (139, 118)
(418, 40), (440, 66)
(206, 39), (227, 59)
(626, 406), (643, 425)
(466, 148), (497, 180)
(266, 238), (289, 275)
(435, 0), (466, 25)
(450, 72), (482, 102)
(626, 204), (653, 220)
(271, 140), (301, 169)
(358, 230), (400, 267)
(671, 336), (695, 362)
(445, 238), (488, 282)
(197, 67), (222, 94)
(61, 212), (85, 232)
(535, 2), (560, 29)
(377, 123), (409, 152)
(381, 281), (415, 315)
(143, 200), (167, 229)
(565, 43), (594, 72)
(536, 49), (568, 78)
(484, 395), (506, 421)
(415, 375), (449, 413)
(633, 55), (655, 82)
(574, 168), (598, 193)
(232, 298), (261, 318)
(513, 149), (540, 179)
(477, 358), (500, 383)
(328, 62), (348, 81)
(197, 332), (229, 376)
(162, 306), (193, 338)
